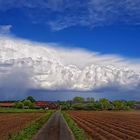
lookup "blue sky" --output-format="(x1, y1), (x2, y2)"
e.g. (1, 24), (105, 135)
(0, 0), (140, 59)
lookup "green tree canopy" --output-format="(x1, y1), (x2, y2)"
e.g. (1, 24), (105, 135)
(72, 103), (86, 110)
(26, 96), (36, 103)
(99, 98), (111, 110)
(73, 96), (85, 103)
(112, 100), (129, 110)
(23, 100), (35, 109)
(86, 97), (95, 103)
(15, 101), (23, 108)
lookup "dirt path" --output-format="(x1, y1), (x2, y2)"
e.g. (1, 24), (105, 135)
(33, 111), (75, 140)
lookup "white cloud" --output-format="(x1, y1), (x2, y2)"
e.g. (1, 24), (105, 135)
(0, 36), (140, 92)
(49, 44), (140, 72)
(0, 25), (12, 35)
(1, 35), (140, 72)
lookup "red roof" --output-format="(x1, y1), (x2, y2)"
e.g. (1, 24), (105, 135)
(35, 101), (59, 109)
(35, 101), (48, 107)
(0, 102), (15, 107)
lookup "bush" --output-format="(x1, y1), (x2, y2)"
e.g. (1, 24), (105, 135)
(93, 102), (102, 110)
(15, 100), (35, 109)
(99, 98), (111, 110)
(84, 103), (96, 110)
(23, 100), (34, 109)
(61, 105), (70, 110)
(59, 101), (71, 110)
(72, 103), (86, 110)
(15, 101), (23, 108)
(112, 100), (129, 110)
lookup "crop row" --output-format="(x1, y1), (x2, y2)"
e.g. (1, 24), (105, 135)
(67, 111), (140, 140)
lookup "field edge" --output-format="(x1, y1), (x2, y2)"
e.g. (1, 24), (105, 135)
(8, 111), (54, 140)
(62, 111), (90, 140)
(0, 107), (47, 113)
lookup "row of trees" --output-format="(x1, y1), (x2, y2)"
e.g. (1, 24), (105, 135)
(60, 97), (140, 111)
(15, 96), (36, 109)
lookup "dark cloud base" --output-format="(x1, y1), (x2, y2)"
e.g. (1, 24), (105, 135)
(0, 87), (140, 101)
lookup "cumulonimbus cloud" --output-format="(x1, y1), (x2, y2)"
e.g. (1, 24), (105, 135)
(1, 35), (140, 72)
(0, 36), (140, 90)
(0, 36), (140, 100)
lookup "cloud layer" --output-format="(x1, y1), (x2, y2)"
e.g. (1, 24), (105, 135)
(1, 36), (140, 72)
(0, 36), (140, 90)
(0, 36), (140, 100)
(0, 0), (140, 30)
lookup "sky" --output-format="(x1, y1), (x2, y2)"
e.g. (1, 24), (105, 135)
(0, 0), (140, 100)
(0, 0), (140, 58)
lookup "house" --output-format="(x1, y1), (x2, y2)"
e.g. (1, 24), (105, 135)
(35, 101), (47, 108)
(35, 101), (59, 110)
(46, 102), (59, 110)
(0, 102), (15, 108)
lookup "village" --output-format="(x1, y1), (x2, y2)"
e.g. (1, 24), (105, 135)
(0, 96), (140, 111)
(0, 96), (59, 110)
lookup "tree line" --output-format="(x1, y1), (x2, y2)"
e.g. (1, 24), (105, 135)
(15, 96), (36, 109)
(59, 96), (140, 111)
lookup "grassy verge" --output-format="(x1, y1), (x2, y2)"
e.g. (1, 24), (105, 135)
(62, 111), (89, 140)
(8, 111), (54, 140)
(0, 107), (47, 113)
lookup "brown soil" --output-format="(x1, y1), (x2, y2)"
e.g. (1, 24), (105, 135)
(0, 113), (45, 140)
(67, 111), (140, 140)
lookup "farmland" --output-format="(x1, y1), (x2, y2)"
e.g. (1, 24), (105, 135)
(0, 113), (46, 140)
(67, 111), (140, 140)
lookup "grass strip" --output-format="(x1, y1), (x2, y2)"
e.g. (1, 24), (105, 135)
(62, 111), (89, 140)
(0, 108), (47, 113)
(8, 111), (54, 140)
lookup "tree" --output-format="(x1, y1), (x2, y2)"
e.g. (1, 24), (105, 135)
(94, 102), (102, 110)
(86, 97), (95, 103)
(15, 101), (23, 108)
(23, 100), (35, 109)
(26, 96), (36, 103)
(73, 96), (85, 103)
(99, 98), (111, 110)
(112, 100), (129, 110)
(72, 103), (86, 110)
(59, 101), (71, 110)
(85, 103), (96, 110)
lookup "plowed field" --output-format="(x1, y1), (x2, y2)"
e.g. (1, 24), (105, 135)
(67, 111), (140, 140)
(0, 113), (45, 140)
